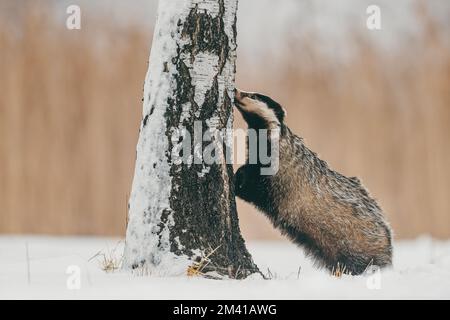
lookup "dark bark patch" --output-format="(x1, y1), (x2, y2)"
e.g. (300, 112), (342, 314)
(181, 0), (230, 73)
(143, 114), (149, 127)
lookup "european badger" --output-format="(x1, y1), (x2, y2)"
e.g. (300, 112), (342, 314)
(234, 89), (393, 275)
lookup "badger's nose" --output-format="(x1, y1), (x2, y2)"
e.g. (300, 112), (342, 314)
(235, 88), (243, 101)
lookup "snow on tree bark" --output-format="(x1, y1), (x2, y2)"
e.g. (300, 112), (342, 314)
(123, 0), (260, 278)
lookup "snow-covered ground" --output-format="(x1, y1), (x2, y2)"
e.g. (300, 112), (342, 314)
(0, 236), (449, 299)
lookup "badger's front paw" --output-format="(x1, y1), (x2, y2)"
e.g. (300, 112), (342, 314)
(234, 166), (247, 197)
(234, 164), (262, 204)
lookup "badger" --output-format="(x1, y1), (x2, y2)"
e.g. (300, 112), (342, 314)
(234, 89), (393, 275)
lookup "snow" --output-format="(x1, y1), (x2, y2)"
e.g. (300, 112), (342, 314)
(123, 0), (191, 274)
(191, 0), (221, 18)
(1, 236), (449, 299)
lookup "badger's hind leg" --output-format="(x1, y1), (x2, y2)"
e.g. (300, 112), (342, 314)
(280, 223), (385, 276)
(327, 249), (392, 276)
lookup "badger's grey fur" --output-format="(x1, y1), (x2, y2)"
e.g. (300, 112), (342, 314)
(234, 89), (393, 275)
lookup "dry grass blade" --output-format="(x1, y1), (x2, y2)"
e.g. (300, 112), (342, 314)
(89, 241), (124, 273)
(186, 245), (222, 279)
(331, 262), (352, 278)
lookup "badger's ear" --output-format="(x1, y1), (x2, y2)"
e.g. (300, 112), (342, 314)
(278, 107), (287, 123)
(271, 104), (286, 124)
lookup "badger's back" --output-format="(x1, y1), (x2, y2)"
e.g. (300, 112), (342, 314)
(259, 129), (393, 275)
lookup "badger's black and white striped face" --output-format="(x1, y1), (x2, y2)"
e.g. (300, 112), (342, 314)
(234, 89), (286, 129)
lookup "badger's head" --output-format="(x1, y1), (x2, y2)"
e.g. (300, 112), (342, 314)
(234, 89), (286, 130)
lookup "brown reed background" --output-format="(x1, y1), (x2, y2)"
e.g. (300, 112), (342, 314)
(0, 2), (449, 240)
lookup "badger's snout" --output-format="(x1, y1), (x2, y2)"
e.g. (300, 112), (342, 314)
(235, 88), (242, 100)
(234, 88), (245, 107)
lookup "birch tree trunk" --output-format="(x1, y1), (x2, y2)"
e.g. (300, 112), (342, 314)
(123, 0), (259, 279)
